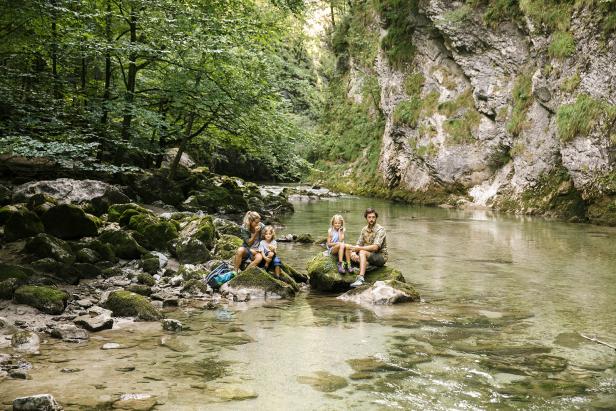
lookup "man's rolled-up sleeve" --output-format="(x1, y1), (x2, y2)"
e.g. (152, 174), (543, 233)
(373, 228), (385, 250)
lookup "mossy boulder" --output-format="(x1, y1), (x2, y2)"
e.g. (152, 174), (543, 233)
(24, 233), (75, 264)
(182, 278), (208, 294)
(73, 262), (102, 279)
(0, 263), (36, 282)
(587, 195), (616, 226)
(85, 239), (118, 263)
(137, 272), (156, 286)
(179, 216), (216, 248)
(0, 278), (20, 299)
(226, 267), (295, 299)
(280, 262), (309, 283)
(13, 285), (70, 314)
(3, 207), (44, 241)
(307, 254), (405, 292)
(41, 204), (99, 239)
(104, 290), (162, 321)
(126, 284), (152, 296)
(128, 213), (178, 250)
(337, 280), (420, 305)
(0, 184), (11, 206)
(296, 233), (314, 244)
(213, 217), (242, 237)
(214, 234), (243, 260)
(141, 255), (161, 274)
(107, 203), (151, 223)
(182, 184), (248, 214)
(98, 229), (146, 259)
(76, 248), (101, 264)
(175, 237), (211, 264)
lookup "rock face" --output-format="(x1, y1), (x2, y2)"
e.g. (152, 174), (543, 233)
(324, 2), (616, 224)
(337, 280), (420, 305)
(307, 254), (405, 292)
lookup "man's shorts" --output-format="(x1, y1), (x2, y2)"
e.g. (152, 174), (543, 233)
(367, 252), (386, 267)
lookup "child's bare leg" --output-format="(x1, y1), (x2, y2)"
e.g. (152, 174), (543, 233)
(337, 243), (345, 262)
(345, 245), (352, 265)
(247, 253), (263, 268)
(274, 266), (281, 277)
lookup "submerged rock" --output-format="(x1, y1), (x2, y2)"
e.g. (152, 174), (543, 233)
(297, 371), (348, 392)
(337, 280), (420, 305)
(104, 290), (162, 321)
(162, 319), (183, 332)
(14, 285), (70, 315)
(307, 254), (405, 292)
(13, 394), (62, 411)
(224, 267), (295, 300)
(11, 331), (40, 353)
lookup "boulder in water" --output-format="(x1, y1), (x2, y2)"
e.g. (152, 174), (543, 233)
(41, 204), (98, 239)
(11, 331), (40, 353)
(104, 290), (162, 321)
(224, 267), (296, 300)
(307, 254), (405, 292)
(13, 394), (62, 411)
(13, 285), (70, 315)
(337, 280), (420, 305)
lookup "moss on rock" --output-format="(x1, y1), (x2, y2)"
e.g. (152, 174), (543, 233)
(41, 204), (98, 239)
(107, 203), (151, 223)
(128, 213), (178, 250)
(137, 272), (156, 286)
(307, 254), (405, 292)
(214, 234), (243, 260)
(3, 207), (44, 241)
(14, 285), (70, 314)
(104, 290), (162, 321)
(0, 278), (20, 299)
(126, 284), (152, 296)
(24, 233), (75, 264)
(227, 267), (295, 299)
(0, 263), (36, 282)
(98, 229), (146, 259)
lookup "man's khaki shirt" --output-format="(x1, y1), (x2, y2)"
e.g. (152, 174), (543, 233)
(356, 223), (388, 260)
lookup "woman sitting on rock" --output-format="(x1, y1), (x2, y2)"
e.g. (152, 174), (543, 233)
(234, 211), (265, 272)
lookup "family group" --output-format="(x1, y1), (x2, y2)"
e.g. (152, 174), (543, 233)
(233, 208), (388, 288)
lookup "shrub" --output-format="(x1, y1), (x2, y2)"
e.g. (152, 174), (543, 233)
(507, 72), (533, 136)
(556, 94), (612, 142)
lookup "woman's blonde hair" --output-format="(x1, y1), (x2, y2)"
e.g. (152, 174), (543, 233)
(330, 214), (344, 228)
(242, 211), (261, 229)
(262, 225), (276, 240)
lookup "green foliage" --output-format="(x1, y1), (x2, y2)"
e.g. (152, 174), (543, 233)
(403, 73), (425, 96)
(375, 0), (419, 69)
(438, 89), (481, 145)
(548, 31), (576, 58)
(422, 91), (441, 115)
(445, 5), (473, 22)
(393, 98), (422, 127)
(556, 94), (616, 142)
(519, 0), (574, 32)
(330, 2), (380, 70)
(507, 72), (533, 136)
(560, 72), (581, 92)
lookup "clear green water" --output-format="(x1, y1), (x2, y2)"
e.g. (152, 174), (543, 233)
(2, 196), (616, 410)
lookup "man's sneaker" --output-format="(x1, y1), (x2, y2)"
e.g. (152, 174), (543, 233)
(337, 262), (345, 274)
(350, 276), (365, 288)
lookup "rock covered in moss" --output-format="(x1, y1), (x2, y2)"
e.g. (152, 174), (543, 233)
(40, 204), (99, 240)
(307, 254), (405, 292)
(0, 263), (35, 282)
(179, 215), (216, 248)
(126, 284), (152, 296)
(225, 267), (295, 300)
(128, 213), (178, 250)
(0, 278), (20, 300)
(137, 272), (156, 286)
(76, 248), (100, 264)
(296, 233), (314, 243)
(24, 233), (75, 264)
(175, 237), (211, 264)
(0, 184), (11, 206)
(280, 262), (309, 283)
(214, 234), (243, 260)
(11, 331), (40, 353)
(181, 278), (208, 294)
(14, 285), (70, 315)
(98, 229), (146, 259)
(104, 290), (162, 321)
(182, 184), (248, 214)
(337, 280), (420, 305)
(2, 206), (44, 241)
(213, 217), (242, 237)
(107, 203), (151, 223)
(140, 255), (161, 274)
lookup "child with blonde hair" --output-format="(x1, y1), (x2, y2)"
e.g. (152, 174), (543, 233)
(234, 211), (265, 272)
(250, 225), (282, 277)
(327, 214), (352, 274)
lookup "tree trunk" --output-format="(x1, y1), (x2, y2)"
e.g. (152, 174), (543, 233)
(100, 0), (112, 124)
(330, 1), (336, 28)
(121, 6), (138, 140)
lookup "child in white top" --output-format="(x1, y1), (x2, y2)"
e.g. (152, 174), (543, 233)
(327, 214), (352, 274)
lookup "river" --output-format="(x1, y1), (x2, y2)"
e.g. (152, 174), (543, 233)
(2, 194), (616, 410)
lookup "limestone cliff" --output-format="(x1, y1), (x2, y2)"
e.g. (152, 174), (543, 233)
(318, 0), (616, 225)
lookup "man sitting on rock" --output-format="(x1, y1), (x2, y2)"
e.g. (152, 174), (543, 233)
(349, 208), (388, 288)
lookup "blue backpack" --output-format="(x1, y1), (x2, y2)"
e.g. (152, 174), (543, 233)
(205, 262), (236, 289)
